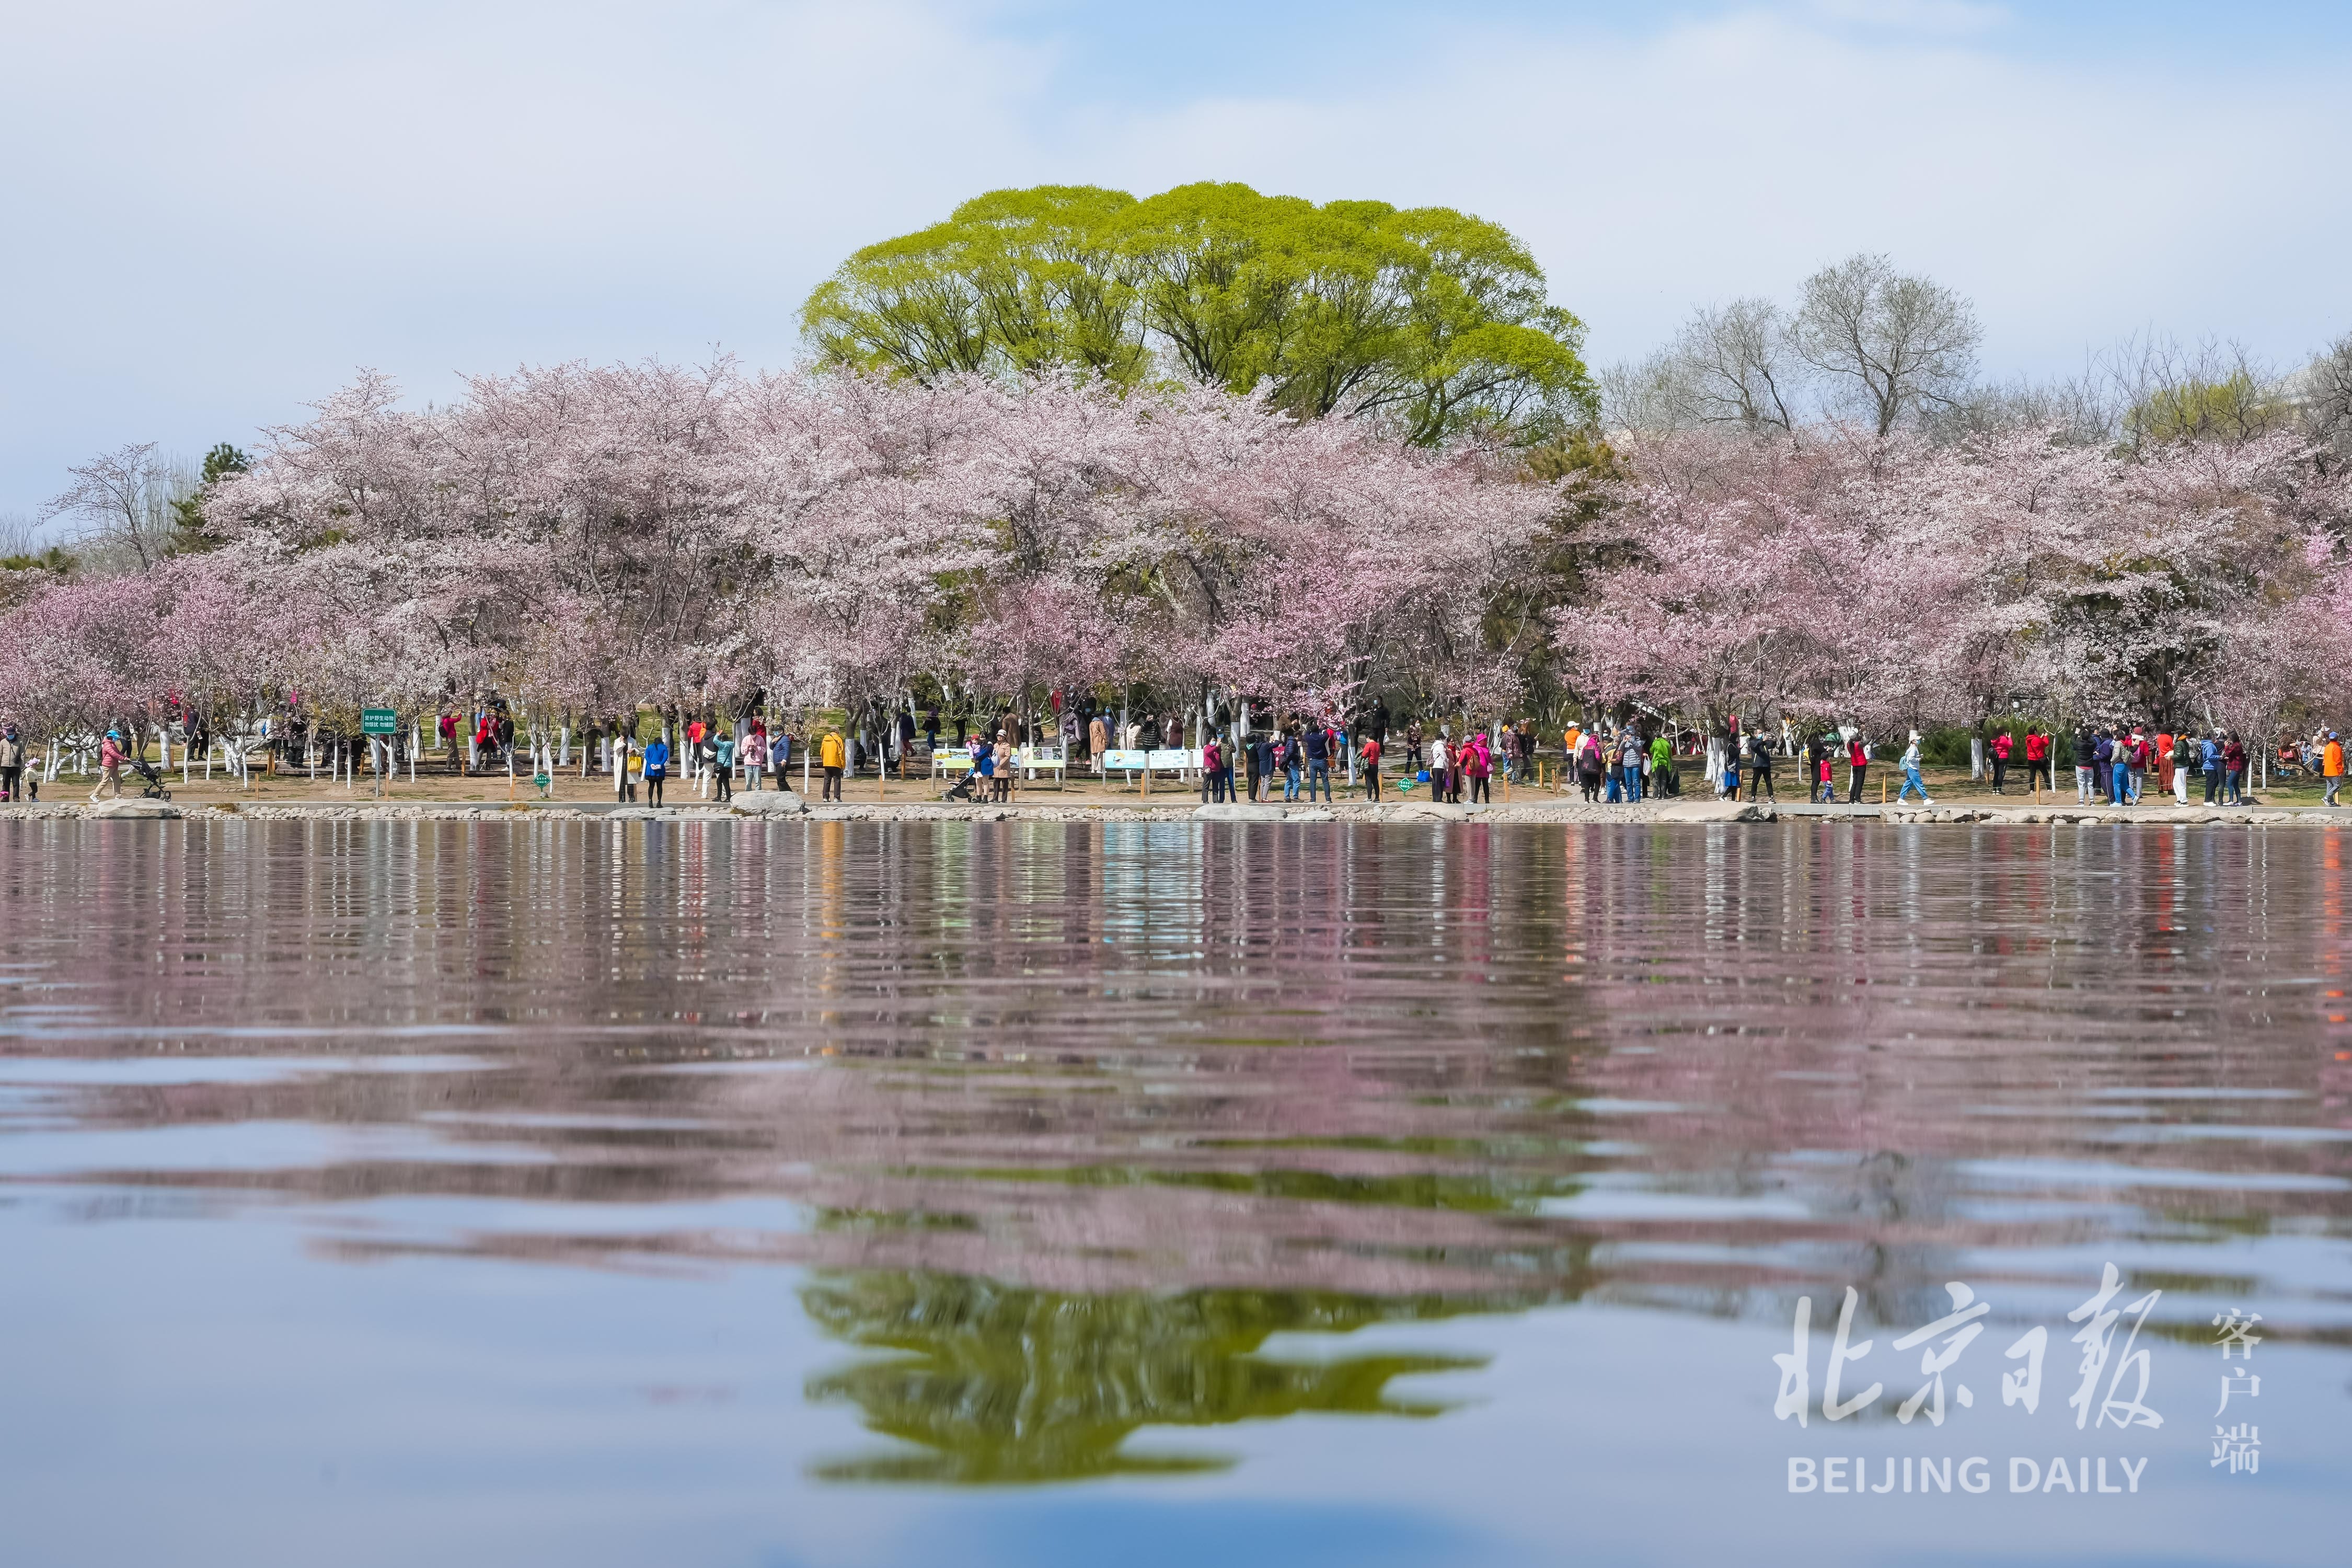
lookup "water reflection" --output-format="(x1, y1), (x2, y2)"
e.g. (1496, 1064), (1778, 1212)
(801, 1271), (1490, 1483)
(1, 816), (2347, 1512)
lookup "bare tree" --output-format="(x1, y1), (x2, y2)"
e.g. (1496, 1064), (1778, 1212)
(1922, 363), (2120, 448)
(43, 443), (194, 572)
(1597, 350), (1696, 439)
(2096, 333), (2295, 452)
(0, 513), (44, 559)
(1667, 297), (1805, 434)
(2292, 329), (2352, 468)
(1792, 253), (1981, 435)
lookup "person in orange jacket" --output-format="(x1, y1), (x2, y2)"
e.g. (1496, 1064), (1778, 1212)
(2324, 730), (2345, 808)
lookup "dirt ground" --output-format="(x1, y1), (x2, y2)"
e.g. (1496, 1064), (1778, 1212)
(30, 755), (2341, 812)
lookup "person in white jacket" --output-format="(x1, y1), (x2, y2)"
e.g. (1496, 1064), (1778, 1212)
(1896, 730), (1934, 804)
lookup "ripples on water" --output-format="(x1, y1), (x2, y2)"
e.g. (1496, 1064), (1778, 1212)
(1, 818), (2346, 1566)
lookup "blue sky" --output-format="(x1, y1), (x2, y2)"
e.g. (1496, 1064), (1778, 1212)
(4, 0), (2349, 518)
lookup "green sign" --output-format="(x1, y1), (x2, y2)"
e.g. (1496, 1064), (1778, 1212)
(361, 709), (398, 736)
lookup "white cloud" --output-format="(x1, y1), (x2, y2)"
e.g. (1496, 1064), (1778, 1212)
(1, 1), (2346, 513)
(1804, 0), (2011, 34)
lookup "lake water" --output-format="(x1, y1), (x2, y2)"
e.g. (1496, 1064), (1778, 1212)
(2, 817), (2346, 1566)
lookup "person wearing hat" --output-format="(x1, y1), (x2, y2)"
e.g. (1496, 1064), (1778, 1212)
(1896, 730), (1933, 805)
(0, 725), (20, 803)
(91, 728), (127, 802)
(2324, 731), (2344, 808)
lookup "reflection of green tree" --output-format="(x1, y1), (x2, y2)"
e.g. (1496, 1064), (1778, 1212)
(801, 1271), (1501, 1484)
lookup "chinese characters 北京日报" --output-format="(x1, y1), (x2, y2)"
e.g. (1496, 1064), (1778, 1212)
(1773, 1263), (2162, 1431)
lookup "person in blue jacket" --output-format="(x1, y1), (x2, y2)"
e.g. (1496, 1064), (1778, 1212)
(642, 733), (670, 808)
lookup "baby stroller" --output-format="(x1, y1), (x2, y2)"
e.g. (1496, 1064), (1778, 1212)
(126, 753), (172, 800)
(941, 766), (981, 803)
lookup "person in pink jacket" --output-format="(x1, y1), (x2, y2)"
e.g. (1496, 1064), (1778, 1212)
(90, 729), (126, 801)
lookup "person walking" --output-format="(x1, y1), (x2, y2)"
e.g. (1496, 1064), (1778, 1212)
(1744, 729), (1774, 803)
(713, 730), (735, 802)
(1362, 731), (1383, 802)
(89, 728), (128, 801)
(820, 728), (845, 801)
(640, 732), (669, 807)
(1896, 730), (1933, 804)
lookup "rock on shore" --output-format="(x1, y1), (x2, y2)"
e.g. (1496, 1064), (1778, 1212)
(4, 797), (2347, 828)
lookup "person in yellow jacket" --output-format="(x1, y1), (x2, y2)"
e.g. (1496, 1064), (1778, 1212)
(820, 728), (846, 801)
(2324, 730), (2345, 809)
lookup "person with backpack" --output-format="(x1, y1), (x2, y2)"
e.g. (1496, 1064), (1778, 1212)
(1896, 730), (1933, 804)
(712, 729), (734, 803)
(1463, 730), (1492, 804)
(1575, 729), (1602, 801)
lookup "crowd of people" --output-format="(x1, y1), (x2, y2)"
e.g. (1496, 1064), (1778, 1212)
(13, 693), (2352, 813)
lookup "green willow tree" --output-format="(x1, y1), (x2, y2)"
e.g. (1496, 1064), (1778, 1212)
(802, 182), (1595, 446)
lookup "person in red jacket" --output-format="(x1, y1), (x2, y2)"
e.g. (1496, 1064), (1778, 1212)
(1989, 728), (2013, 793)
(2023, 726), (2051, 794)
